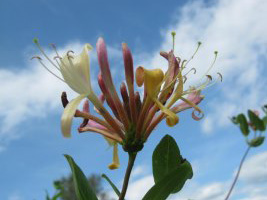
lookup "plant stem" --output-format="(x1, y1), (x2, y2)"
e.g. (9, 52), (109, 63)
(119, 152), (137, 200)
(224, 146), (251, 200)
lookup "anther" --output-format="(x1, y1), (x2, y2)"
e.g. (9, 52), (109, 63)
(217, 72), (223, 82)
(61, 91), (69, 108)
(183, 76), (187, 83)
(31, 56), (42, 60)
(53, 56), (62, 60)
(206, 75), (212, 81)
(67, 50), (74, 56)
(181, 60), (187, 69)
(66, 50), (74, 59)
(184, 41), (202, 68)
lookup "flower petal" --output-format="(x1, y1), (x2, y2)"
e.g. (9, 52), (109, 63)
(61, 94), (87, 137)
(60, 44), (93, 94)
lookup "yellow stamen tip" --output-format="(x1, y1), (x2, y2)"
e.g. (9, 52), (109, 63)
(171, 31), (176, 36)
(108, 163), (120, 170)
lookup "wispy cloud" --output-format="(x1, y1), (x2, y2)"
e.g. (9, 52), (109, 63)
(116, 151), (267, 200)
(0, 40), (123, 151)
(137, 0), (267, 134)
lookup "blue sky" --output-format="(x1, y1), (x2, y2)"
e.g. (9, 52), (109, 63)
(1, 0), (267, 200)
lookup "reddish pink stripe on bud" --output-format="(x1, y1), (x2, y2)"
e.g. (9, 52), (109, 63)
(122, 43), (137, 124)
(134, 91), (142, 117)
(120, 82), (131, 119)
(98, 73), (120, 120)
(120, 82), (129, 104)
(97, 38), (130, 129)
(96, 37), (113, 87)
(122, 43), (134, 87)
(99, 93), (105, 104)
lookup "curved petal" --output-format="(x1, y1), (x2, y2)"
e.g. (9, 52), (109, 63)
(60, 44), (93, 95)
(154, 98), (179, 127)
(61, 94), (87, 137)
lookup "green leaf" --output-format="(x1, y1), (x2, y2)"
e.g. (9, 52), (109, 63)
(262, 105), (267, 114)
(64, 155), (98, 200)
(236, 114), (250, 136)
(263, 116), (267, 126)
(152, 135), (183, 193)
(101, 174), (120, 197)
(231, 116), (238, 124)
(142, 161), (193, 200)
(53, 181), (62, 190)
(52, 192), (63, 200)
(248, 110), (265, 131)
(247, 136), (265, 147)
(46, 191), (51, 200)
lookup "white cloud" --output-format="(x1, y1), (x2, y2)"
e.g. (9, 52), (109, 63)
(8, 193), (23, 200)
(131, 164), (149, 179)
(0, 40), (123, 150)
(138, 0), (267, 134)
(122, 151), (267, 200)
(126, 175), (154, 200)
(240, 151), (267, 183)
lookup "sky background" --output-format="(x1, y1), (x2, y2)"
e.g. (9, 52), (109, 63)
(0, 0), (267, 200)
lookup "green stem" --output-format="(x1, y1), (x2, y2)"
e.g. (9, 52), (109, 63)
(119, 152), (137, 200)
(224, 146), (251, 200)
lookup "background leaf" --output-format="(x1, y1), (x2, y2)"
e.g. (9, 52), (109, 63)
(64, 155), (98, 200)
(142, 161), (193, 200)
(101, 174), (120, 197)
(248, 110), (265, 131)
(237, 114), (250, 136)
(247, 136), (265, 147)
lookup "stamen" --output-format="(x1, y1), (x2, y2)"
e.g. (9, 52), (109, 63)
(171, 31), (176, 51)
(33, 38), (60, 69)
(34, 56), (65, 82)
(53, 56), (62, 70)
(181, 60), (187, 70)
(204, 51), (218, 75)
(67, 50), (74, 59)
(184, 41), (202, 68)
(31, 56), (42, 60)
(183, 76), (187, 83)
(108, 143), (120, 170)
(184, 67), (196, 77)
(206, 75), (212, 81)
(50, 43), (60, 57)
(192, 109), (204, 121)
(217, 72), (223, 82)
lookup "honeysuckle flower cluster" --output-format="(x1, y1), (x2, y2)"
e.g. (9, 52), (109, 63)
(32, 34), (221, 169)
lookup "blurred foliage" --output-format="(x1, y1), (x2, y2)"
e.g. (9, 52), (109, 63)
(231, 104), (267, 147)
(46, 174), (113, 200)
